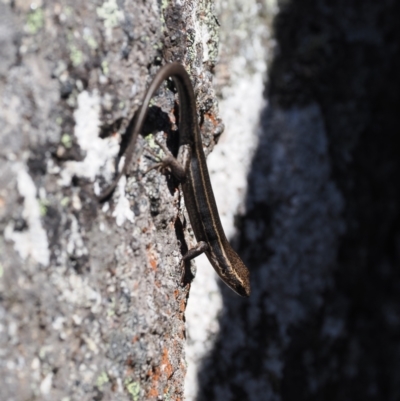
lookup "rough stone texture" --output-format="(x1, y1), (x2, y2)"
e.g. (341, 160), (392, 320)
(3, 0), (400, 399)
(197, 1), (400, 400)
(0, 1), (221, 400)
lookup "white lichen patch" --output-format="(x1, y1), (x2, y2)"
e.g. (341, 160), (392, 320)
(40, 372), (53, 395)
(51, 316), (66, 331)
(191, 3), (217, 66)
(4, 163), (50, 266)
(199, 23), (211, 63)
(66, 215), (88, 258)
(59, 90), (119, 189)
(112, 175), (135, 227)
(96, 0), (124, 40)
(58, 272), (102, 312)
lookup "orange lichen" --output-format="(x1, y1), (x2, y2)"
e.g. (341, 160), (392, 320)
(145, 347), (175, 399)
(146, 244), (158, 271)
(161, 347), (174, 379)
(203, 111), (218, 126)
(179, 298), (186, 313)
(148, 386), (159, 398)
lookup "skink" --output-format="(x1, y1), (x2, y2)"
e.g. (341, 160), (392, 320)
(99, 63), (250, 297)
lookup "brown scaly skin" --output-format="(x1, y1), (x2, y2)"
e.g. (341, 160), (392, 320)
(99, 63), (250, 297)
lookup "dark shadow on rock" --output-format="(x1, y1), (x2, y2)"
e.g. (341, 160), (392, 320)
(196, 1), (400, 400)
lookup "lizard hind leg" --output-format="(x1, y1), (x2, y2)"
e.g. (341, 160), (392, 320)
(180, 241), (209, 284)
(144, 139), (186, 181)
(142, 146), (165, 175)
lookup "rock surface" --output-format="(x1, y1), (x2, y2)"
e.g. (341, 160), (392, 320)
(0, 1), (221, 400)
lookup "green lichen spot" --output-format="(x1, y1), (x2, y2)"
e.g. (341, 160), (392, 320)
(161, 0), (169, 11)
(159, 0), (169, 28)
(63, 6), (73, 17)
(26, 8), (44, 35)
(39, 200), (49, 217)
(61, 133), (72, 148)
(145, 134), (157, 149)
(125, 380), (140, 401)
(69, 45), (83, 67)
(101, 60), (109, 75)
(60, 197), (70, 207)
(84, 34), (98, 50)
(96, 372), (109, 389)
(164, 390), (172, 401)
(107, 297), (116, 316)
(97, 0), (123, 30)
